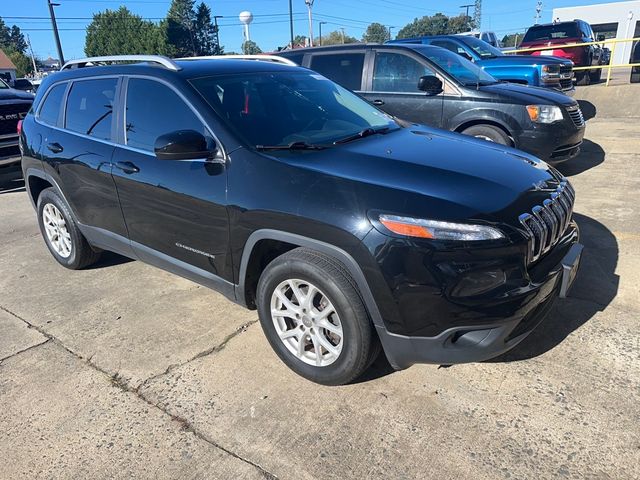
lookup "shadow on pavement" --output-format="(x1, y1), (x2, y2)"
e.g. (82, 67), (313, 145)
(490, 213), (619, 362)
(86, 251), (134, 269)
(577, 100), (597, 120)
(557, 139), (605, 177)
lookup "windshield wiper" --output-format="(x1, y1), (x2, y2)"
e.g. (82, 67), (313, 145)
(333, 127), (391, 145)
(255, 141), (329, 151)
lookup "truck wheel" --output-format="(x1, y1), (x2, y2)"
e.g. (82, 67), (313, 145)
(589, 68), (602, 83)
(256, 248), (378, 385)
(37, 188), (101, 270)
(461, 125), (510, 145)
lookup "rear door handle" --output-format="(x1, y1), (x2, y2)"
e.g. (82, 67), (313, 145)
(372, 99), (385, 106)
(46, 142), (63, 154)
(114, 161), (140, 174)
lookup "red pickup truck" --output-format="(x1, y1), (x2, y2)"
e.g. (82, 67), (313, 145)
(519, 20), (606, 85)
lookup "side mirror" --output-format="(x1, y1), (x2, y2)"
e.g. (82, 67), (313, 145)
(597, 34), (606, 42)
(154, 130), (218, 161)
(418, 75), (444, 96)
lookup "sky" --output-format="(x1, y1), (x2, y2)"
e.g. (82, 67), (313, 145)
(1, 0), (634, 60)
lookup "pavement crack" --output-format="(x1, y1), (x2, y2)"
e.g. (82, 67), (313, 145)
(0, 338), (51, 363)
(137, 319), (258, 390)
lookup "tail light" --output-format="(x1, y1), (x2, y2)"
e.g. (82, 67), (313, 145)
(17, 120), (23, 136)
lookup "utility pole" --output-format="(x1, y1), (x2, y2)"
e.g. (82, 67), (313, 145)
(534, 1), (543, 25)
(213, 16), (222, 54)
(47, 0), (65, 67)
(288, 0), (295, 48)
(460, 4), (474, 30)
(319, 21), (327, 46)
(27, 34), (38, 76)
(388, 26), (395, 41)
(305, 0), (314, 47)
(340, 27), (346, 44)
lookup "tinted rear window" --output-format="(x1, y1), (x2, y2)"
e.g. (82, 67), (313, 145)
(65, 78), (117, 141)
(309, 53), (365, 91)
(38, 83), (67, 126)
(523, 23), (581, 42)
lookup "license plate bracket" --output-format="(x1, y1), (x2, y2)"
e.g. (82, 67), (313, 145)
(559, 243), (583, 298)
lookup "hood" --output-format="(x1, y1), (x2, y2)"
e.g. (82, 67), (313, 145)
(280, 127), (563, 224)
(479, 54), (572, 67)
(479, 82), (577, 106)
(0, 88), (35, 101)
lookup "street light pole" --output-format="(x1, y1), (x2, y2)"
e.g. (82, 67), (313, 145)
(305, 0), (314, 47)
(288, 0), (294, 48)
(460, 4), (474, 30)
(47, 0), (65, 66)
(388, 26), (394, 41)
(319, 21), (327, 46)
(213, 15), (222, 55)
(340, 27), (346, 44)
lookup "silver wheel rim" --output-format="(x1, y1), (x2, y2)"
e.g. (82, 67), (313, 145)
(42, 203), (72, 258)
(270, 279), (344, 367)
(475, 134), (494, 142)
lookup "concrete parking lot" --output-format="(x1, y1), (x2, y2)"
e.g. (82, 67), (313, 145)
(1, 93), (639, 479)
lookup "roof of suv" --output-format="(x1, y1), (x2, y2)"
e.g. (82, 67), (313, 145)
(278, 43), (441, 55)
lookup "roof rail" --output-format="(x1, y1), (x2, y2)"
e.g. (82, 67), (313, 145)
(61, 55), (181, 71)
(176, 54), (297, 66)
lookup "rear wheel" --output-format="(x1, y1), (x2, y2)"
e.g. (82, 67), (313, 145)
(589, 68), (602, 83)
(256, 248), (378, 385)
(461, 124), (510, 146)
(37, 188), (101, 270)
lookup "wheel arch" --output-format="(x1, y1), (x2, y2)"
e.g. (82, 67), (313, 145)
(453, 119), (516, 147)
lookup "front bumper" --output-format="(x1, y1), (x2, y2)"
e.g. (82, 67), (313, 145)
(516, 119), (585, 163)
(0, 134), (21, 167)
(373, 231), (582, 370)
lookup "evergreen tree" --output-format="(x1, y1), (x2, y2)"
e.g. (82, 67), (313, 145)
(166, 0), (197, 57)
(193, 2), (219, 55)
(9, 25), (27, 53)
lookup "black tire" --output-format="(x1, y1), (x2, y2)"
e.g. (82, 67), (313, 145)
(256, 247), (378, 386)
(589, 68), (602, 83)
(461, 124), (510, 145)
(37, 187), (101, 270)
(576, 70), (591, 86)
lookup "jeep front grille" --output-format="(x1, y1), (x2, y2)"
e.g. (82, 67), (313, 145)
(519, 181), (575, 264)
(566, 104), (585, 128)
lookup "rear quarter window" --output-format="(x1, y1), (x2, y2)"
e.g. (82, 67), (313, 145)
(309, 53), (365, 91)
(38, 83), (67, 126)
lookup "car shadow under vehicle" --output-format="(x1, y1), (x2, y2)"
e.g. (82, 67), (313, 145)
(557, 139), (605, 177)
(85, 251), (134, 270)
(0, 165), (25, 194)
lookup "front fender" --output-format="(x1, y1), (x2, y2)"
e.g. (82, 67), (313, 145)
(448, 108), (523, 142)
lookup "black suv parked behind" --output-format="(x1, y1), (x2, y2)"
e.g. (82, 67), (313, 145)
(279, 44), (586, 163)
(21, 55), (582, 385)
(1, 78), (33, 166)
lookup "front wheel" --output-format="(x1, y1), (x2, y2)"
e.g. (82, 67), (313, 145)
(256, 248), (378, 385)
(461, 124), (510, 145)
(589, 68), (603, 83)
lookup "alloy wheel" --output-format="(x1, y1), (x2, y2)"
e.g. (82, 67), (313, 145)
(42, 203), (72, 258)
(270, 279), (344, 367)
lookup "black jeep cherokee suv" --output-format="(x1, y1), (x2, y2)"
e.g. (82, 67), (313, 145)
(20, 56), (582, 385)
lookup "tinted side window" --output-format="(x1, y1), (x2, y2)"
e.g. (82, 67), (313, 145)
(125, 78), (209, 152)
(431, 40), (473, 60)
(309, 53), (364, 90)
(283, 53), (304, 65)
(372, 52), (435, 93)
(65, 78), (117, 141)
(38, 83), (67, 126)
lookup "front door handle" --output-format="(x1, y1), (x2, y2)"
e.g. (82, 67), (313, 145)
(46, 142), (63, 154)
(372, 99), (385, 106)
(114, 161), (140, 174)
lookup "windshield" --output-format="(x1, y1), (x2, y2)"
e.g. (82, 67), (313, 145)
(418, 47), (498, 86)
(523, 23), (580, 42)
(190, 71), (397, 148)
(458, 36), (504, 58)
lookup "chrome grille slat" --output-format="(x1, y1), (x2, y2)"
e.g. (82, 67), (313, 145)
(519, 181), (576, 263)
(566, 105), (585, 128)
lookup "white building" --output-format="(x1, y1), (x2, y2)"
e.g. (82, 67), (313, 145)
(552, 1), (640, 65)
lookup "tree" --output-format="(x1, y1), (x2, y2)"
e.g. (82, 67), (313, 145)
(166, 0), (197, 57)
(85, 7), (173, 57)
(318, 30), (358, 46)
(397, 13), (467, 39)
(293, 35), (308, 47)
(363, 23), (388, 43)
(193, 2), (220, 55)
(0, 17), (27, 54)
(242, 40), (262, 55)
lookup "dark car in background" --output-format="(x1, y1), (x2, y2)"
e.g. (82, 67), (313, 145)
(279, 44), (586, 163)
(1, 78), (34, 167)
(21, 55), (582, 385)
(389, 35), (575, 95)
(631, 42), (640, 83)
(519, 20), (605, 85)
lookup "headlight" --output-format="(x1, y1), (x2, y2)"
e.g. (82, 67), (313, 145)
(526, 105), (564, 124)
(379, 215), (505, 241)
(541, 64), (561, 79)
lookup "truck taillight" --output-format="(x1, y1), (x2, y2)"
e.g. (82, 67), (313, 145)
(17, 120), (23, 135)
